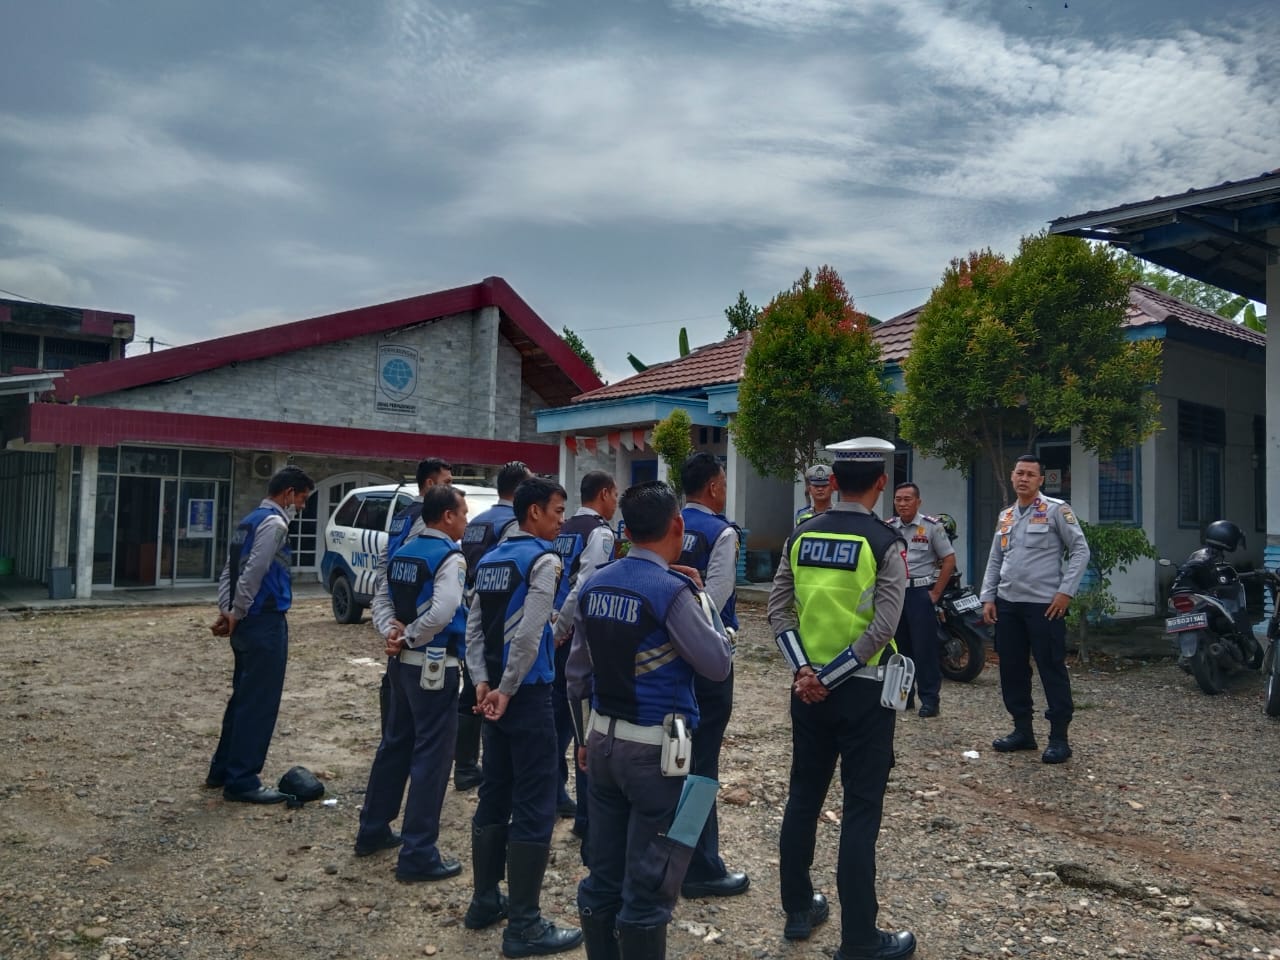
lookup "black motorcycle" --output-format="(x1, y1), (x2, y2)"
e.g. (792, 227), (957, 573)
(1165, 520), (1268, 695)
(933, 571), (989, 683)
(1262, 574), (1280, 718)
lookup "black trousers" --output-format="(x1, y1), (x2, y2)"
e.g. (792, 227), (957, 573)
(995, 598), (1074, 732)
(577, 733), (687, 927)
(473, 682), (559, 844)
(895, 586), (941, 704)
(358, 660), (458, 872)
(553, 640), (589, 828)
(208, 612), (288, 794)
(685, 667), (733, 882)
(779, 676), (895, 953)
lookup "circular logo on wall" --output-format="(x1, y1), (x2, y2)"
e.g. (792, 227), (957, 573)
(377, 346), (419, 402)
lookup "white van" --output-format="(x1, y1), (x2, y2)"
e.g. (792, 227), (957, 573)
(320, 482), (498, 623)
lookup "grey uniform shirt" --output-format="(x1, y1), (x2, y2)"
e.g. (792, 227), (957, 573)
(768, 501), (908, 670)
(888, 513), (955, 582)
(218, 499), (290, 620)
(464, 534), (562, 697)
(552, 508), (616, 643)
(370, 526), (467, 646)
(564, 546), (734, 709)
(684, 502), (738, 614)
(980, 495), (1090, 604)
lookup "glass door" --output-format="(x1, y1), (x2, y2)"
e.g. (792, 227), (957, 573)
(176, 479), (218, 581)
(159, 479), (178, 584)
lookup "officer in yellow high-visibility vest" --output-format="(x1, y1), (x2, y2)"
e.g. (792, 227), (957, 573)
(767, 437), (916, 960)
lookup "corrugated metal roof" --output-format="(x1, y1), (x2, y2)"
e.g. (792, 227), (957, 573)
(572, 331), (751, 403)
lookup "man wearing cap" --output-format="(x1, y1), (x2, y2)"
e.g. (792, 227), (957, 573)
(768, 437), (916, 960)
(888, 483), (956, 718)
(980, 454), (1090, 765)
(795, 464), (835, 525)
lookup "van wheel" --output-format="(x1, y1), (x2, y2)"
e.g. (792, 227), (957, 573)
(331, 575), (364, 624)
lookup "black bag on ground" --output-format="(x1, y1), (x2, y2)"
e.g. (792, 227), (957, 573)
(277, 766), (325, 803)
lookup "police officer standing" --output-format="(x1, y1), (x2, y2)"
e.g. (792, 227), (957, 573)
(888, 483), (956, 718)
(676, 452), (749, 899)
(795, 463), (835, 524)
(980, 454), (1090, 764)
(373, 457), (453, 733)
(464, 477), (583, 958)
(355, 485), (469, 880)
(551, 470), (619, 834)
(567, 480), (734, 960)
(768, 438), (916, 960)
(454, 460), (534, 791)
(208, 466), (315, 804)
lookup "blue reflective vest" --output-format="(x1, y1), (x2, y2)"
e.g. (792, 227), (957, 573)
(580, 557), (703, 728)
(385, 500), (424, 563)
(387, 534), (466, 656)
(229, 505), (292, 615)
(462, 503), (517, 589)
(552, 512), (611, 609)
(473, 536), (557, 686)
(678, 507), (739, 630)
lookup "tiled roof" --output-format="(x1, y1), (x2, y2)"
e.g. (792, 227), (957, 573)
(869, 284), (1263, 366)
(572, 331), (752, 403)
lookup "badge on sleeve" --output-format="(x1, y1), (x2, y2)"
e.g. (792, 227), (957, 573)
(1061, 507), (1077, 525)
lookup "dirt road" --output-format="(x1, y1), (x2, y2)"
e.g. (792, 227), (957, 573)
(2, 599), (1278, 960)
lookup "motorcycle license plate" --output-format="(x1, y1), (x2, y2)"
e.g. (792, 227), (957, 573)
(951, 595), (981, 614)
(1165, 613), (1208, 633)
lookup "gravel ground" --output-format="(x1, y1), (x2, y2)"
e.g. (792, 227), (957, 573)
(1, 598), (1279, 960)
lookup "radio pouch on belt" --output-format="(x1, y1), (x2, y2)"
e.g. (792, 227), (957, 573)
(880, 654), (915, 712)
(660, 713), (692, 777)
(419, 648), (446, 691)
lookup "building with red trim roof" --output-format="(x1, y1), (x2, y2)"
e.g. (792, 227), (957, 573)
(0, 278), (600, 597)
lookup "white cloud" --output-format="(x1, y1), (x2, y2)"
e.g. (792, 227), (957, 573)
(270, 241), (378, 277)
(0, 212), (158, 264)
(0, 259), (94, 305)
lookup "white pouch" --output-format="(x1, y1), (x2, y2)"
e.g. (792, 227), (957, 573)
(660, 713), (692, 777)
(879, 654), (916, 711)
(419, 648), (446, 691)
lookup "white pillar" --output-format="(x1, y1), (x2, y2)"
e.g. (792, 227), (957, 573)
(614, 443), (626, 488)
(1265, 227), (1279, 572)
(559, 436), (576, 506)
(724, 420), (741, 524)
(75, 446), (98, 599)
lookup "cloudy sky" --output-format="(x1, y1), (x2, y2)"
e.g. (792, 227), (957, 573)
(1, 0), (1275, 383)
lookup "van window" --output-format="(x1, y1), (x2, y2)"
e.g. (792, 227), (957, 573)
(355, 494), (393, 532)
(333, 493), (362, 528)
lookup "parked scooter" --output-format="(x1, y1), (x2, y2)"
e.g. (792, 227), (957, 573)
(1164, 520), (1269, 695)
(1261, 575), (1280, 717)
(930, 513), (989, 683)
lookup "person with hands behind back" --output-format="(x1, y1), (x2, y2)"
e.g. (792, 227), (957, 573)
(463, 477), (583, 958)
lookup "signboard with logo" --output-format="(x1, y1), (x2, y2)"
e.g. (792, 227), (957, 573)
(187, 498), (216, 539)
(1044, 468), (1063, 494)
(376, 345), (419, 416)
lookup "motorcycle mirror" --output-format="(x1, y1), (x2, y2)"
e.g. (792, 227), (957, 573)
(1158, 558), (1173, 567)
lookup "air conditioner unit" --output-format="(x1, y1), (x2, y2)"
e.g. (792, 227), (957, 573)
(252, 454), (275, 480)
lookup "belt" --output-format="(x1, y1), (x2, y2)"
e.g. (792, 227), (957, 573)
(399, 648), (460, 668)
(588, 711), (666, 746)
(908, 577), (936, 588)
(849, 663), (887, 682)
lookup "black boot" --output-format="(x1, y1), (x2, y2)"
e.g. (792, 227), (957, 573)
(454, 714), (483, 791)
(501, 841), (584, 957)
(578, 907), (619, 960)
(1042, 725), (1072, 764)
(616, 922), (666, 960)
(992, 719), (1037, 753)
(464, 824), (509, 930)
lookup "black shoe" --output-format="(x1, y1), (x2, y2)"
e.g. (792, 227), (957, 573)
(454, 767), (483, 791)
(992, 728), (1038, 752)
(1041, 740), (1073, 764)
(783, 893), (829, 940)
(835, 929), (917, 960)
(204, 776), (225, 789)
(353, 830), (403, 857)
(502, 919), (583, 958)
(917, 703), (939, 718)
(681, 871), (750, 899)
(222, 786), (288, 804)
(556, 796), (577, 819)
(396, 858), (462, 882)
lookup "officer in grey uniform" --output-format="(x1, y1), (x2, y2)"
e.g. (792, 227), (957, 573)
(795, 463), (835, 525)
(888, 483), (956, 717)
(769, 438), (916, 960)
(980, 454), (1090, 764)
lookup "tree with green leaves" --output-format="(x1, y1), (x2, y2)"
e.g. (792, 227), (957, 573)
(1066, 521), (1156, 663)
(1116, 252), (1266, 331)
(561, 326), (601, 378)
(626, 327), (690, 373)
(724, 290), (761, 337)
(733, 266), (891, 481)
(897, 233), (1164, 497)
(651, 409), (693, 492)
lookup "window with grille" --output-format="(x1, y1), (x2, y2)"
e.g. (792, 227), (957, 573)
(1098, 446), (1139, 524)
(42, 336), (109, 370)
(0, 332), (39, 373)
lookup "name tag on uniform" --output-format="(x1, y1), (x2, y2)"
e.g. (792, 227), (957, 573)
(1026, 524), (1049, 535)
(796, 537), (863, 570)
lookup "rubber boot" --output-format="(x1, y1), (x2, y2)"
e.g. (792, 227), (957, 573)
(992, 718), (1037, 752)
(454, 713), (483, 791)
(578, 907), (620, 960)
(617, 922), (666, 960)
(1042, 724), (1072, 764)
(464, 824), (509, 930)
(501, 841), (584, 957)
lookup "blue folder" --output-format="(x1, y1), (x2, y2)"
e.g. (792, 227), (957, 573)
(666, 775), (720, 847)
